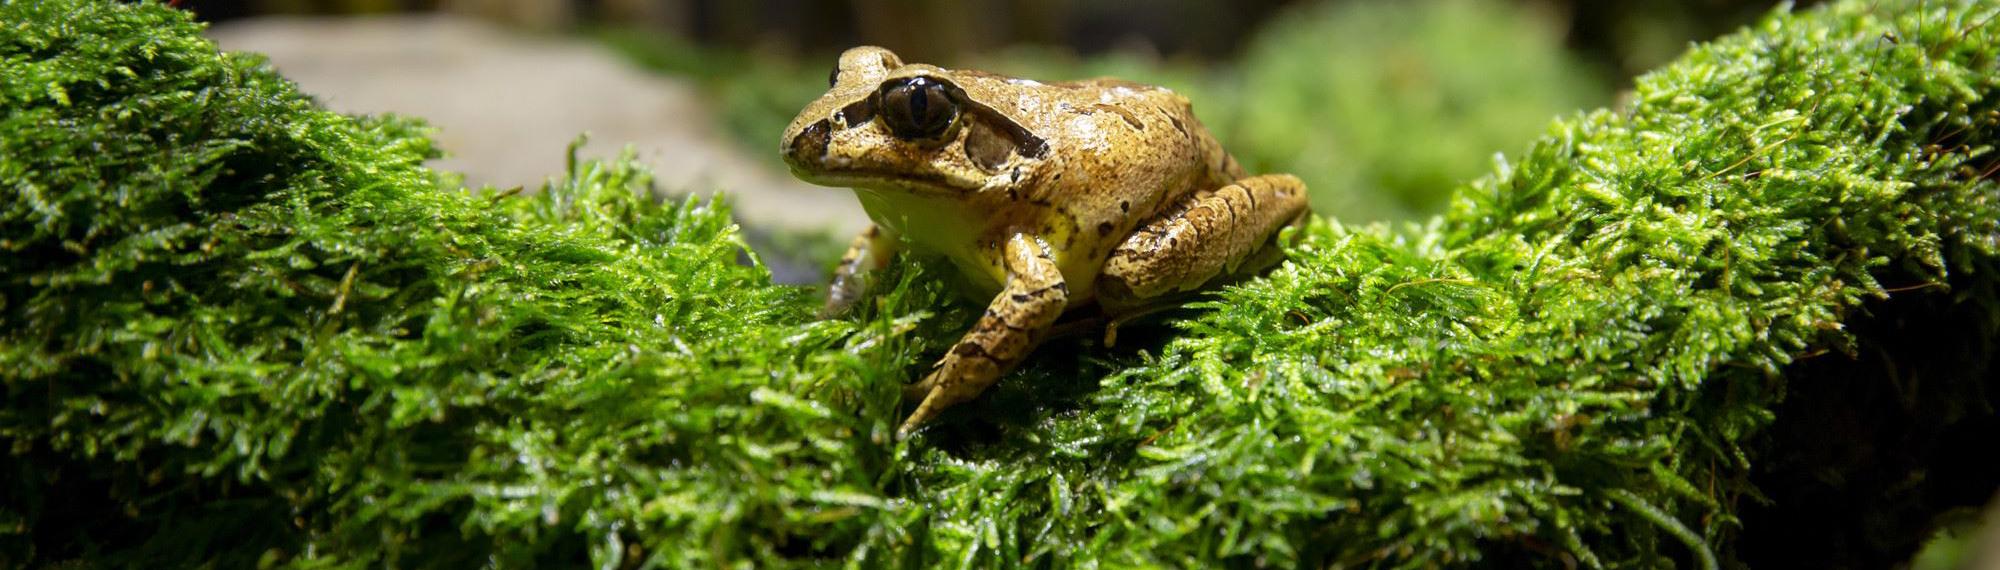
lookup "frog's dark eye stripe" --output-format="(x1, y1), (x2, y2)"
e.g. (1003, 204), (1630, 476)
(877, 76), (959, 141)
(827, 66), (841, 88)
(836, 98), (875, 128)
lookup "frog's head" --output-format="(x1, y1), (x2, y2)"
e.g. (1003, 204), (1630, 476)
(782, 46), (1049, 196)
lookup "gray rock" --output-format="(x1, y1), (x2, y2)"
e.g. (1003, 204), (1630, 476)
(206, 14), (868, 248)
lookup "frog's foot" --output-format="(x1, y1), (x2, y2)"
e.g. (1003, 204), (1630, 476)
(822, 224), (899, 319)
(1096, 174), (1310, 314)
(898, 234), (1068, 438)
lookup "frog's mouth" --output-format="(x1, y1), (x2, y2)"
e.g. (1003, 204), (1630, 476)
(787, 122), (1048, 199)
(783, 116), (987, 196)
(786, 146), (969, 198)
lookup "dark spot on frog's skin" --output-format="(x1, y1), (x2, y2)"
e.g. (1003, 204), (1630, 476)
(1119, 200), (1130, 213)
(1088, 104), (1146, 132)
(1016, 282), (1062, 297)
(839, 99), (875, 127)
(983, 308), (1032, 331)
(1051, 204), (1080, 225)
(791, 120), (831, 160)
(1119, 114), (1144, 131)
(953, 341), (1008, 364)
(1097, 221), (1115, 236)
(1168, 115), (1187, 137)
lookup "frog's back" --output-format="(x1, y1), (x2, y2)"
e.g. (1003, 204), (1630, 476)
(1058, 77), (1243, 192)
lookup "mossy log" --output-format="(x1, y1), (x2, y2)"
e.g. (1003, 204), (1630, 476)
(3, 0), (1996, 567)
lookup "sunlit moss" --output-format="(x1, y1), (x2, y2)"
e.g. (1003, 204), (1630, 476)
(3, 0), (1996, 568)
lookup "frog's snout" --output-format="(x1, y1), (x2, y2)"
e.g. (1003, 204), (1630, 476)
(784, 119), (831, 170)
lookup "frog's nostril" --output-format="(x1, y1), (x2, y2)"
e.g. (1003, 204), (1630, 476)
(790, 120), (831, 162)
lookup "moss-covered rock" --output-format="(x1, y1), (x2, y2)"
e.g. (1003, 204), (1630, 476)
(3, 0), (1996, 567)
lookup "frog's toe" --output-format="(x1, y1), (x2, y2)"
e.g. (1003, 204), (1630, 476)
(901, 378), (932, 402)
(897, 377), (970, 438)
(896, 391), (944, 439)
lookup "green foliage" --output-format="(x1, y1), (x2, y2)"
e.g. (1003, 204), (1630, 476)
(4, 1), (1998, 569)
(1228, 0), (1610, 222)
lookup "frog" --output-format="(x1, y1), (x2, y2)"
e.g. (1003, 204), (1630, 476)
(781, 46), (1309, 437)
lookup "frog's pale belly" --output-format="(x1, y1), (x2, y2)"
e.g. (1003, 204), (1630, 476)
(857, 188), (1109, 304)
(855, 189), (1000, 294)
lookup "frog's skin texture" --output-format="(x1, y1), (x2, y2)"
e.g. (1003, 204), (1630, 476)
(782, 46), (1309, 437)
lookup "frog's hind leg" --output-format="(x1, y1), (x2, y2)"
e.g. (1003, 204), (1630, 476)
(900, 233), (1069, 437)
(1096, 174), (1309, 320)
(822, 224), (900, 318)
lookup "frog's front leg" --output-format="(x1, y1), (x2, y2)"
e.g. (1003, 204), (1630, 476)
(822, 224), (900, 318)
(899, 233), (1068, 437)
(1097, 174), (1309, 318)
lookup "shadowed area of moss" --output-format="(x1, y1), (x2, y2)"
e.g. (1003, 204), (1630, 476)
(3, 0), (1997, 568)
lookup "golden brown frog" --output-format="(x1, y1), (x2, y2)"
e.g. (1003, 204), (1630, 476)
(781, 46), (1309, 437)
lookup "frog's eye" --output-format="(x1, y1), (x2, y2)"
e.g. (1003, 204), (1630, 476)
(877, 77), (959, 141)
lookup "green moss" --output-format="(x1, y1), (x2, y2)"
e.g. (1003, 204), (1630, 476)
(3, 2), (913, 567)
(4, 0), (1997, 568)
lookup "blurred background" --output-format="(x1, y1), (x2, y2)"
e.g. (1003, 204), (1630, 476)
(188, 0), (1808, 241)
(180, 1), (1999, 565)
